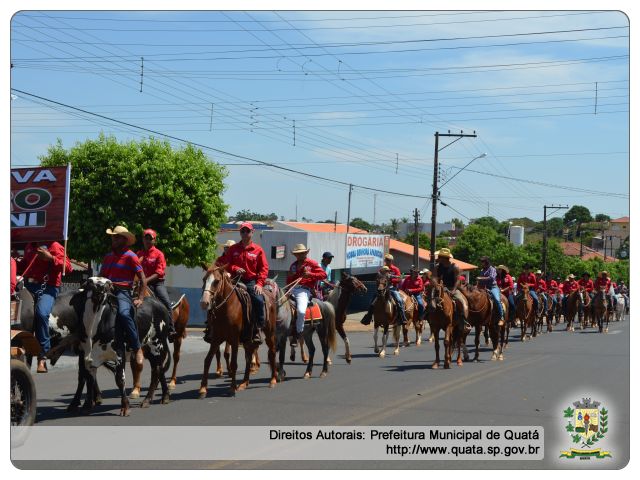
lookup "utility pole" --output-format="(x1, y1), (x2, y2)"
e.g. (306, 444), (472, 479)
(430, 131), (478, 270)
(373, 193), (377, 228)
(542, 204), (568, 276)
(346, 184), (353, 234)
(413, 208), (420, 268)
(334, 211), (337, 233)
(579, 230), (584, 257)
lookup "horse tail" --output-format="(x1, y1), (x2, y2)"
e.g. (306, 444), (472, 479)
(320, 301), (337, 352)
(162, 337), (172, 374)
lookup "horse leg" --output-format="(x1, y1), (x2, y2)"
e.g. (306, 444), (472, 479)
(443, 325), (452, 369)
(129, 351), (143, 399)
(67, 354), (86, 413)
(115, 360), (130, 417)
(483, 325), (489, 346)
(277, 335), (287, 382)
(373, 326), (380, 354)
(237, 344), (254, 391)
(158, 353), (171, 404)
(304, 327), (316, 378)
(393, 324), (401, 356)
(336, 320), (350, 364)
(168, 336), (181, 390)
(224, 343), (231, 375)
(141, 354), (160, 408)
(265, 331), (278, 388)
(199, 342), (219, 399)
(379, 325), (389, 358)
(299, 337), (309, 364)
(473, 325), (481, 362)
(402, 324), (410, 347)
(319, 326), (330, 379)
(250, 349), (260, 375)
(432, 327), (440, 369)
(415, 321), (423, 346)
(82, 366), (97, 412)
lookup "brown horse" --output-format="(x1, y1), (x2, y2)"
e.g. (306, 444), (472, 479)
(581, 290), (593, 329)
(198, 266), (277, 396)
(401, 293), (424, 347)
(460, 286), (504, 361)
(516, 284), (537, 341)
(372, 272), (409, 357)
(426, 280), (457, 368)
(324, 273), (367, 364)
(535, 292), (550, 334)
(564, 290), (583, 332)
(592, 287), (610, 333)
(130, 293), (190, 398)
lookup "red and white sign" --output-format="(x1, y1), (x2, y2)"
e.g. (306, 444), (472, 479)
(346, 234), (387, 268)
(10, 165), (71, 243)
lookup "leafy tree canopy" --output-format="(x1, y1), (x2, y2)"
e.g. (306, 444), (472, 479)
(472, 216), (501, 232)
(350, 217), (373, 232)
(229, 210), (278, 222)
(595, 213), (611, 222)
(40, 134), (227, 267)
(564, 205), (592, 225)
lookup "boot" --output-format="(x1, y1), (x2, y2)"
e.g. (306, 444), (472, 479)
(203, 325), (211, 344)
(360, 311), (373, 325)
(251, 323), (263, 346)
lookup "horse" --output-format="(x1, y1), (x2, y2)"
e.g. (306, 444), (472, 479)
(198, 266), (277, 396)
(549, 292), (563, 327)
(402, 293), (424, 348)
(564, 290), (583, 332)
(614, 293), (625, 322)
(130, 293), (190, 398)
(262, 279), (293, 382)
(371, 271), (407, 357)
(592, 287), (610, 333)
(581, 290), (593, 329)
(515, 284), (537, 341)
(324, 273), (367, 364)
(426, 279), (457, 368)
(460, 285), (505, 361)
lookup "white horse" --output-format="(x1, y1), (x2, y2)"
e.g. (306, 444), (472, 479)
(614, 294), (625, 322)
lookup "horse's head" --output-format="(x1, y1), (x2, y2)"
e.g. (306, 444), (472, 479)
(376, 272), (390, 298)
(342, 273), (367, 295)
(596, 287), (607, 302)
(200, 267), (226, 311)
(429, 278), (444, 311)
(83, 277), (113, 313)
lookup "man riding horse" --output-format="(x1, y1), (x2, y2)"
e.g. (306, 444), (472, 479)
(561, 274), (579, 316)
(286, 243), (327, 341)
(225, 222), (269, 345)
(214, 239), (236, 267)
(476, 256), (505, 327)
(361, 254), (406, 326)
(401, 266), (425, 320)
(534, 269), (548, 316)
(594, 271), (614, 312)
(318, 251), (336, 300)
(517, 264), (539, 314)
(497, 265), (515, 325)
(435, 248), (469, 334)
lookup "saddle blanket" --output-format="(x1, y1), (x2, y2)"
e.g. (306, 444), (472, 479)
(305, 302), (322, 321)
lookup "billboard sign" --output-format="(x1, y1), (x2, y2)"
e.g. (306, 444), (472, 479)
(346, 234), (386, 269)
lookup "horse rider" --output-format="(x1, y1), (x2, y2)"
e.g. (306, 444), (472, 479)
(214, 239), (236, 267)
(534, 269), (548, 314)
(617, 280), (629, 313)
(435, 248), (469, 334)
(496, 265), (515, 325)
(225, 222), (269, 345)
(578, 271), (595, 317)
(137, 228), (176, 342)
(361, 254), (406, 326)
(516, 264), (539, 313)
(561, 274), (579, 316)
(546, 274), (559, 317)
(17, 240), (69, 373)
(458, 274), (468, 289)
(401, 266), (425, 320)
(99, 226), (145, 366)
(476, 256), (505, 327)
(594, 271), (614, 312)
(420, 268), (432, 296)
(286, 244), (327, 341)
(318, 251), (336, 300)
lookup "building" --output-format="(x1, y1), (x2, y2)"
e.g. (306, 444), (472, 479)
(559, 242), (618, 263)
(590, 216), (629, 258)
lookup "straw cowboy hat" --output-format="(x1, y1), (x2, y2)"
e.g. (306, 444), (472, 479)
(497, 265), (509, 273)
(535, 269), (542, 275)
(291, 243), (310, 254)
(384, 253), (394, 261)
(106, 225), (136, 246)
(568, 274), (576, 279)
(437, 248), (453, 259)
(224, 239), (236, 247)
(380, 266), (390, 272)
(600, 270), (609, 277)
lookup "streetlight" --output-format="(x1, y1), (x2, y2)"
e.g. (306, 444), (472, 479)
(438, 153), (487, 190)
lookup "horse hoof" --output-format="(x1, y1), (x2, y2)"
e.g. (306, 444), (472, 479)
(95, 396), (103, 406)
(198, 389), (207, 399)
(269, 379), (277, 388)
(457, 359), (463, 367)
(215, 370), (223, 378)
(302, 356), (309, 364)
(499, 354), (504, 361)
(403, 342), (410, 348)
(373, 347), (380, 354)
(327, 357), (332, 365)
(120, 408), (130, 417)
(168, 382), (176, 391)
(140, 400), (150, 409)
(491, 354), (497, 361)
(379, 351), (386, 358)
(346, 356), (352, 364)
(474, 358), (480, 363)
(237, 382), (248, 391)
(319, 371), (327, 378)
(303, 372), (311, 379)
(161, 395), (170, 405)
(605, 328), (609, 333)
(444, 363), (451, 370)
(416, 339), (422, 346)
(393, 349), (400, 356)
(129, 389), (140, 399)
(431, 362), (439, 369)
(67, 404), (79, 413)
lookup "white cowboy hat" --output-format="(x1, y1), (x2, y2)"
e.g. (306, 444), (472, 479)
(497, 265), (509, 273)
(106, 225), (136, 246)
(291, 243), (310, 254)
(224, 239), (236, 247)
(384, 253), (394, 261)
(419, 268), (431, 275)
(535, 269), (542, 275)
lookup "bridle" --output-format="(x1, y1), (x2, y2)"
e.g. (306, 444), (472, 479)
(202, 268), (241, 311)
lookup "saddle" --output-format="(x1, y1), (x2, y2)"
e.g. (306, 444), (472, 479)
(289, 298), (323, 321)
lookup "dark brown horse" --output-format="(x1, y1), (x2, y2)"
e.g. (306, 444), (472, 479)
(427, 279), (457, 368)
(372, 272), (412, 357)
(516, 284), (537, 340)
(592, 287), (610, 333)
(130, 292), (190, 398)
(198, 266), (277, 395)
(324, 273), (367, 364)
(564, 289), (583, 332)
(460, 286), (504, 361)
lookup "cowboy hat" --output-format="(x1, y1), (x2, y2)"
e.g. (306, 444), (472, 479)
(438, 248), (452, 259)
(419, 268), (431, 275)
(497, 265), (509, 273)
(224, 239), (236, 247)
(568, 274), (576, 279)
(535, 269), (542, 275)
(380, 266), (390, 272)
(384, 253), (394, 261)
(291, 243), (310, 254)
(106, 225), (136, 246)
(600, 270), (609, 276)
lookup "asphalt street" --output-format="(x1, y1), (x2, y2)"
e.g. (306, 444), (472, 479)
(13, 314), (630, 470)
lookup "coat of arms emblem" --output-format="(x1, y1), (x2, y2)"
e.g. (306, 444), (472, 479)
(560, 398), (611, 459)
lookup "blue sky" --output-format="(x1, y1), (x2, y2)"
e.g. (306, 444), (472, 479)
(9, 8), (630, 225)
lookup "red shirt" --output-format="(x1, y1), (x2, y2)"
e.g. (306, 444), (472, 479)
(594, 277), (611, 291)
(136, 245), (166, 280)
(497, 274), (514, 295)
(517, 273), (537, 289)
(100, 248), (143, 288)
(549, 280), (560, 294)
(536, 278), (547, 292)
(401, 275), (424, 295)
(562, 280), (579, 293)
(286, 258), (327, 289)
(226, 242), (269, 287)
(214, 251), (231, 267)
(578, 278), (594, 293)
(17, 241), (67, 287)
(10, 257), (17, 295)
(385, 264), (402, 287)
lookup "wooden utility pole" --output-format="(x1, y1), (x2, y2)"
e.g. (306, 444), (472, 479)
(413, 208), (420, 268)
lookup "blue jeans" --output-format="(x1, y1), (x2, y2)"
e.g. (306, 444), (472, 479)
(529, 290), (539, 311)
(412, 293), (425, 318)
(149, 281), (172, 312)
(489, 286), (504, 320)
(389, 288), (407, 324)
(114, 289), (141, 350)
(26, 283), (59, 359)
(244, 280), (266, 328)
(507, 293), (516, 320)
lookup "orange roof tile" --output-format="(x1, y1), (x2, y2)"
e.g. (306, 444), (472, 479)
(611, 216), (629, 223)
(389, 239), (477, 271)
(281, 222), (368, 234)
(559, 242), (618, 262)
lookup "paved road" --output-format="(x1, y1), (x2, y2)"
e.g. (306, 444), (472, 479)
(14, 315), (629, 469)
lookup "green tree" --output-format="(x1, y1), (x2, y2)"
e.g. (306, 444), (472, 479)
(546, 217), (565, 238)
(231, 210), (277, 221)
(452, 224), (503, 264)
(472, 216), (501, 233)
(350, 217), (373, 232)
(595, 213), (611, 222)
(564, 205), (592, 225)
(40, 135), (228, 267)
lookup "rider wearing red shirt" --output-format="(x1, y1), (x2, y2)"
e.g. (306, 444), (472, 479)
(561, 274), (579, 315)
(361, 254), (406, 326)
(594, 271), (614, 311)
(497, 265), (515, 323)
(516, 264), (539, 311)
(402, 267), (425, 319)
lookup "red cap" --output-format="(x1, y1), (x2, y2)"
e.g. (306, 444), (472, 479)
(143, 229), (157, 239)
(459, 275), (466, 281)
(239, 222), (254, 231)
